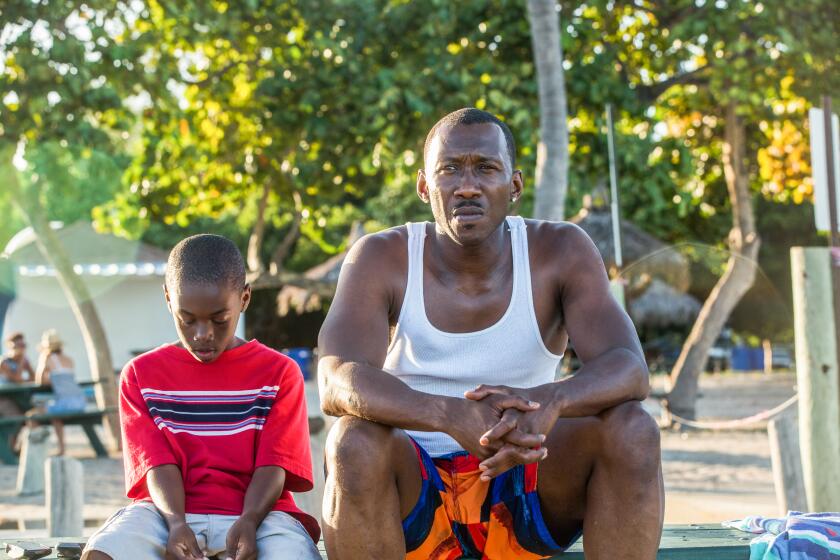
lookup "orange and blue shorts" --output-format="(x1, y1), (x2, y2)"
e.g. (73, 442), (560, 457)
(402, 439), (581, 559)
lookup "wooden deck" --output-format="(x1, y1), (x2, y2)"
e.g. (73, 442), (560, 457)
(1, 525), (752, 558)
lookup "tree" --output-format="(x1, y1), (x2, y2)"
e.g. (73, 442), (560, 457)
(1, 1), (147, 446)
(572, 0), (840, 419)
(527, 0), (569, 220)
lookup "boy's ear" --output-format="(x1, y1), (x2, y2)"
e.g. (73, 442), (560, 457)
(163, 283), (173, 314)
(240, 284), (252, 313)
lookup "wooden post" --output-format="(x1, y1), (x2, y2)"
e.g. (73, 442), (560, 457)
(46, 456), (83, 537)
(762, 339), (773, 374)
(16, 426), (49, 496)
(791, 247), (840, 510)
(768, 412), (807, 514)
(296, 379), (327, 521)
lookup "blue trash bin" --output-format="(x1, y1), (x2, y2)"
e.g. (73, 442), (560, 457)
(283, 347), (313, 380)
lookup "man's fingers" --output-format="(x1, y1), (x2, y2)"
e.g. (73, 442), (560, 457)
(494, 394), (540, 412)
(464, 384), (507, 400)
(479, 409), (520, 445)
(478, 445), (548, 481)
(501, 429), (546, 449)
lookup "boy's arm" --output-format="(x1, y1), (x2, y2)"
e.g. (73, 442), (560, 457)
(147, 464), (205, 560)
(225, 466), (287, 560)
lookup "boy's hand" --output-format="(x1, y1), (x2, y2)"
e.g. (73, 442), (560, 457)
(225, 517), (258, 560)
(165, 522), (206, 560)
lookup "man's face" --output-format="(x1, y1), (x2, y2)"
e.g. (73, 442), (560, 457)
(164, 281), (251, 363)
(418, 122), (522, 245)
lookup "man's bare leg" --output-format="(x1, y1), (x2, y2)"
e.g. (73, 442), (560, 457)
(538, 401), (664, 560)
(323, 416), (422, 560)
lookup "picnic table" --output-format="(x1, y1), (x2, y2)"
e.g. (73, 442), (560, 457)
(0, 526), (752, 558)
(0, 381), (99, 412)
(0, 380), (111, 465)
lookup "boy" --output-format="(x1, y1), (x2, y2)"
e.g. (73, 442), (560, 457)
(84, 234), (320, 560)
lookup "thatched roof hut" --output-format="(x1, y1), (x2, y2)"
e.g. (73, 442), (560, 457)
(276, 223), (365, 316)
(569, 203), (690, 293)
(627, 278), (701, 329)
(569, 197), (699, 329)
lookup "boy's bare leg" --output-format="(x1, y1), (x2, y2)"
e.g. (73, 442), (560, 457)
(323, 416), (422, 560)
(538, 401), (664, 560)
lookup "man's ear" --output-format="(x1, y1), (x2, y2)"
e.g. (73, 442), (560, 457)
(240, 284), (252, 313)
(416, 169), (430, 204)
(510, 169), (524, 202)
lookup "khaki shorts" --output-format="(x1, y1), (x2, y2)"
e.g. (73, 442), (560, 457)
(86, 502), (320, 559)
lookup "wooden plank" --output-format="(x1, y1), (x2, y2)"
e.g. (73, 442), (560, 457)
(768, 412), (807, 514)
(791, 247), (840, 511)
(16, 426), (49, 495)
(313, 525), (751, 560)
(0, 525), (752, 559)
(45, 457), (83, 538)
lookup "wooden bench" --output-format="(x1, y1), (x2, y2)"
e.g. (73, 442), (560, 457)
(0, 408), (113, 465)
(311, 524), (751, 559)
(0, 525), (752, 559)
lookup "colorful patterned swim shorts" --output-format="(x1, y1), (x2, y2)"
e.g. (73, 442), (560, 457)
(402, 440), (581, 559)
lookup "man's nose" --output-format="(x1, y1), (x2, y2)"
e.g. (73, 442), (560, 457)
(454, 169), (481, 198)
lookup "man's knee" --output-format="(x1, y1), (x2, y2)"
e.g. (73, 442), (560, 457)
(598, 401), (660, 472)
(326, 416), (396, 486)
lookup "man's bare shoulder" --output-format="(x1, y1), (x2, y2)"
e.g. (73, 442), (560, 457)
(347, 225), (408, 266)
(522, 219), (596, 263)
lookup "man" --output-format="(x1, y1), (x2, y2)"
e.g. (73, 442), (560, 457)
(318, 108), (663, 560)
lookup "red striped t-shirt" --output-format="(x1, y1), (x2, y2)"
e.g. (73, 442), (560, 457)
(119, 339), (319, 541)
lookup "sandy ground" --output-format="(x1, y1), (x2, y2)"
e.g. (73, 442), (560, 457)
(0, 372), (797, 538)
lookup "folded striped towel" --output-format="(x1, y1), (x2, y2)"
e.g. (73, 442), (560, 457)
(723, 512), (840, 559)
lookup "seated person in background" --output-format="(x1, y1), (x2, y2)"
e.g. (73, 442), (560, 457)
(29, 329), (84, 455)
(0, 332), (34, 450)
(82, 234), (320, 560)
(0, 332), (34, 384)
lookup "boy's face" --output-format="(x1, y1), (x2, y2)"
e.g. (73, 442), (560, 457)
(164, 281), (251, 363)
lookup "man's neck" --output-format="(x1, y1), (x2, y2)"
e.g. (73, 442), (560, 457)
(428, 221), (510, 278)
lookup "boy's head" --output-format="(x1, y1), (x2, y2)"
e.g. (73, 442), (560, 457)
(5, 332), (26, 358)
(164, 234), (251, 363)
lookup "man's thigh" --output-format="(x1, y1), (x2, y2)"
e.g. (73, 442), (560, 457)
(537, 415), (602, 542)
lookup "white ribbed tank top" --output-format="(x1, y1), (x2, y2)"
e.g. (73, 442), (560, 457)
(383, 216), (563, 456)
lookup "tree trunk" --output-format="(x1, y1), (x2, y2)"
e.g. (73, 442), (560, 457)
(246, 181), (271, 274)
(527, 0), (569, 221)
(269, 190), (303, 275)
(666, 102), (761, 420)
(4, 151), (120, 450)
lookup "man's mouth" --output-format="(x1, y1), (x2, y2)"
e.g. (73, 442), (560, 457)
(453, 206), (484, 219)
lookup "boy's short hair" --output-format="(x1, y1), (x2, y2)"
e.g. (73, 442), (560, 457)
(165, 234), (246, 292)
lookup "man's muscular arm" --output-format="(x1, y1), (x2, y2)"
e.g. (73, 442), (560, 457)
(546, 223), (649, 416)
(468, 224), (648, 477)
(318, 231), (542, 459)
